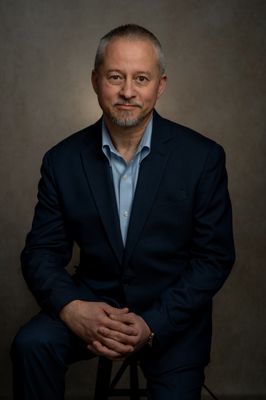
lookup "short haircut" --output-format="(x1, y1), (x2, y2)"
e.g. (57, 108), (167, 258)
(94, 24), (166, 75)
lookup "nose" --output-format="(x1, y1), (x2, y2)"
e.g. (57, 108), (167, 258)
(119, 78), (136, 99)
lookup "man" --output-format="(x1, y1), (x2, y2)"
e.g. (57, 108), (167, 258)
(11, 24), (235, 399)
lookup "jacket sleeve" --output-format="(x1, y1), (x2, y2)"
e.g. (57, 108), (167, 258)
(141, 144), (235, 348)
(21, 151), (98, 316)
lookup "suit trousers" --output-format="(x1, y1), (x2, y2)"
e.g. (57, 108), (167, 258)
(10, 312), (205, 400)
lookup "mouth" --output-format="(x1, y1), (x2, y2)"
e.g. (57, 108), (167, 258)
(114, 103), (142, 110)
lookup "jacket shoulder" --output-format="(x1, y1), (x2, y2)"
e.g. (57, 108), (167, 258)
(158, 114), (222, 151)
(44, 120), (101, 159)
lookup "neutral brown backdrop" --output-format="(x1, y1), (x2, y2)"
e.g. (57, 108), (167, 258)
(0, 1), (265, 398)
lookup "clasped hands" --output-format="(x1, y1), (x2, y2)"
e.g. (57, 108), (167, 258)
(59, 300), (151, 360)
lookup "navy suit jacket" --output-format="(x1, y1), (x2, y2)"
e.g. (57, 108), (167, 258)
(21, 111), (235, 372)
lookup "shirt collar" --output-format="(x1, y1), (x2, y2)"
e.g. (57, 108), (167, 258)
(102, 115), (153, 161)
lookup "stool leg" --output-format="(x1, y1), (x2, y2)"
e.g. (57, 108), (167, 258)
(130, 361), (140, 400)
(94, 357), (112, 400)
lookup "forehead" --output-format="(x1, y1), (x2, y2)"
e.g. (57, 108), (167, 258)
(101, 38), (159, 71)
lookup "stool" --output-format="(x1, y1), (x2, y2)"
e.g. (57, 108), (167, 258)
(94, 356), (147, 400)
(94, 356), (220, 400)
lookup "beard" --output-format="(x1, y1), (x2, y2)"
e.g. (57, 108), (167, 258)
(109, 102), (147, 127)
(111, 115), (145, 127)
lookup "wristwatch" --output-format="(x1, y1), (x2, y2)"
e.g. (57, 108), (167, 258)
(147, 331), (155, 347)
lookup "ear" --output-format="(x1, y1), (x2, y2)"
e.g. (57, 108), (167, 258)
(91, 70), (99, 94)
(157, 74), (167, 99)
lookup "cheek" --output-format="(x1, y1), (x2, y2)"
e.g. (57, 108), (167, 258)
(98, 87), (117, 104)
(143, 89), (160, 106)
(99, 93), (109, 104)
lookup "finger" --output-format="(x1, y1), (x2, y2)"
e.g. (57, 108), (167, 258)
(113, 307), (129, 314)
(97, 326), (138, 344)
(109, 312), (136, 324)
(91, 340), (129, 360)
(87, 344), (101, 356)
(103, 318), (138, 335)
(99, 336), (134, 354)
(103, 305), (129, 315)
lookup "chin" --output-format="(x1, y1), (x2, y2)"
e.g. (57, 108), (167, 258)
(111, 117), (143, 127)
(109, 110), (151, 128)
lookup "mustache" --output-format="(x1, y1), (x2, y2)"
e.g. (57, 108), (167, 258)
(113, 101), (142, 108)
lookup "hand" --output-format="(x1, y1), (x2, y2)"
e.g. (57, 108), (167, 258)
(93, 311), (151, 357)
(59, 300), (137, 360)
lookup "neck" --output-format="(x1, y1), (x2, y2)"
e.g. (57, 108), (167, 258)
(104, 116), (151, 162)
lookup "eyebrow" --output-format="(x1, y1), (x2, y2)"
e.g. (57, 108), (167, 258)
(106, 69), (152, 76)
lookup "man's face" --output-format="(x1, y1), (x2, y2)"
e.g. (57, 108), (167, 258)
(91, 38), (167, 130)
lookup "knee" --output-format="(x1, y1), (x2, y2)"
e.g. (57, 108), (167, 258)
(11, 320), (59, 362)
(10, 315), (70, 369)
(11, 324), (44, 361)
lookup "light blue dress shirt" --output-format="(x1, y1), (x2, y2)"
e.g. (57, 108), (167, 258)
(102, 117), (152, 244)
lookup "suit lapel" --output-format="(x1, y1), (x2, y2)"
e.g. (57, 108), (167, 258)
(79, 113), (177, 266)
(124, 113), (175, 262)
(80, 121), (124, 265)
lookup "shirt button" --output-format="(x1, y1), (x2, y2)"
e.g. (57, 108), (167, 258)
(123, 211), (128, 218)
(123, 175), (128, 180)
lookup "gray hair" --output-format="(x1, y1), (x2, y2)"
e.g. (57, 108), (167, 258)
(94, 24), (166, 75)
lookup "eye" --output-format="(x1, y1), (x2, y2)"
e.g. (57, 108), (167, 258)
(135, 75), (149, 85)
(108, 74), (123, 84)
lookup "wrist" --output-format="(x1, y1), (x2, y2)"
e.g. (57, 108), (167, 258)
(147, 331), (155, 348)
(59, 299), (84, 320)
